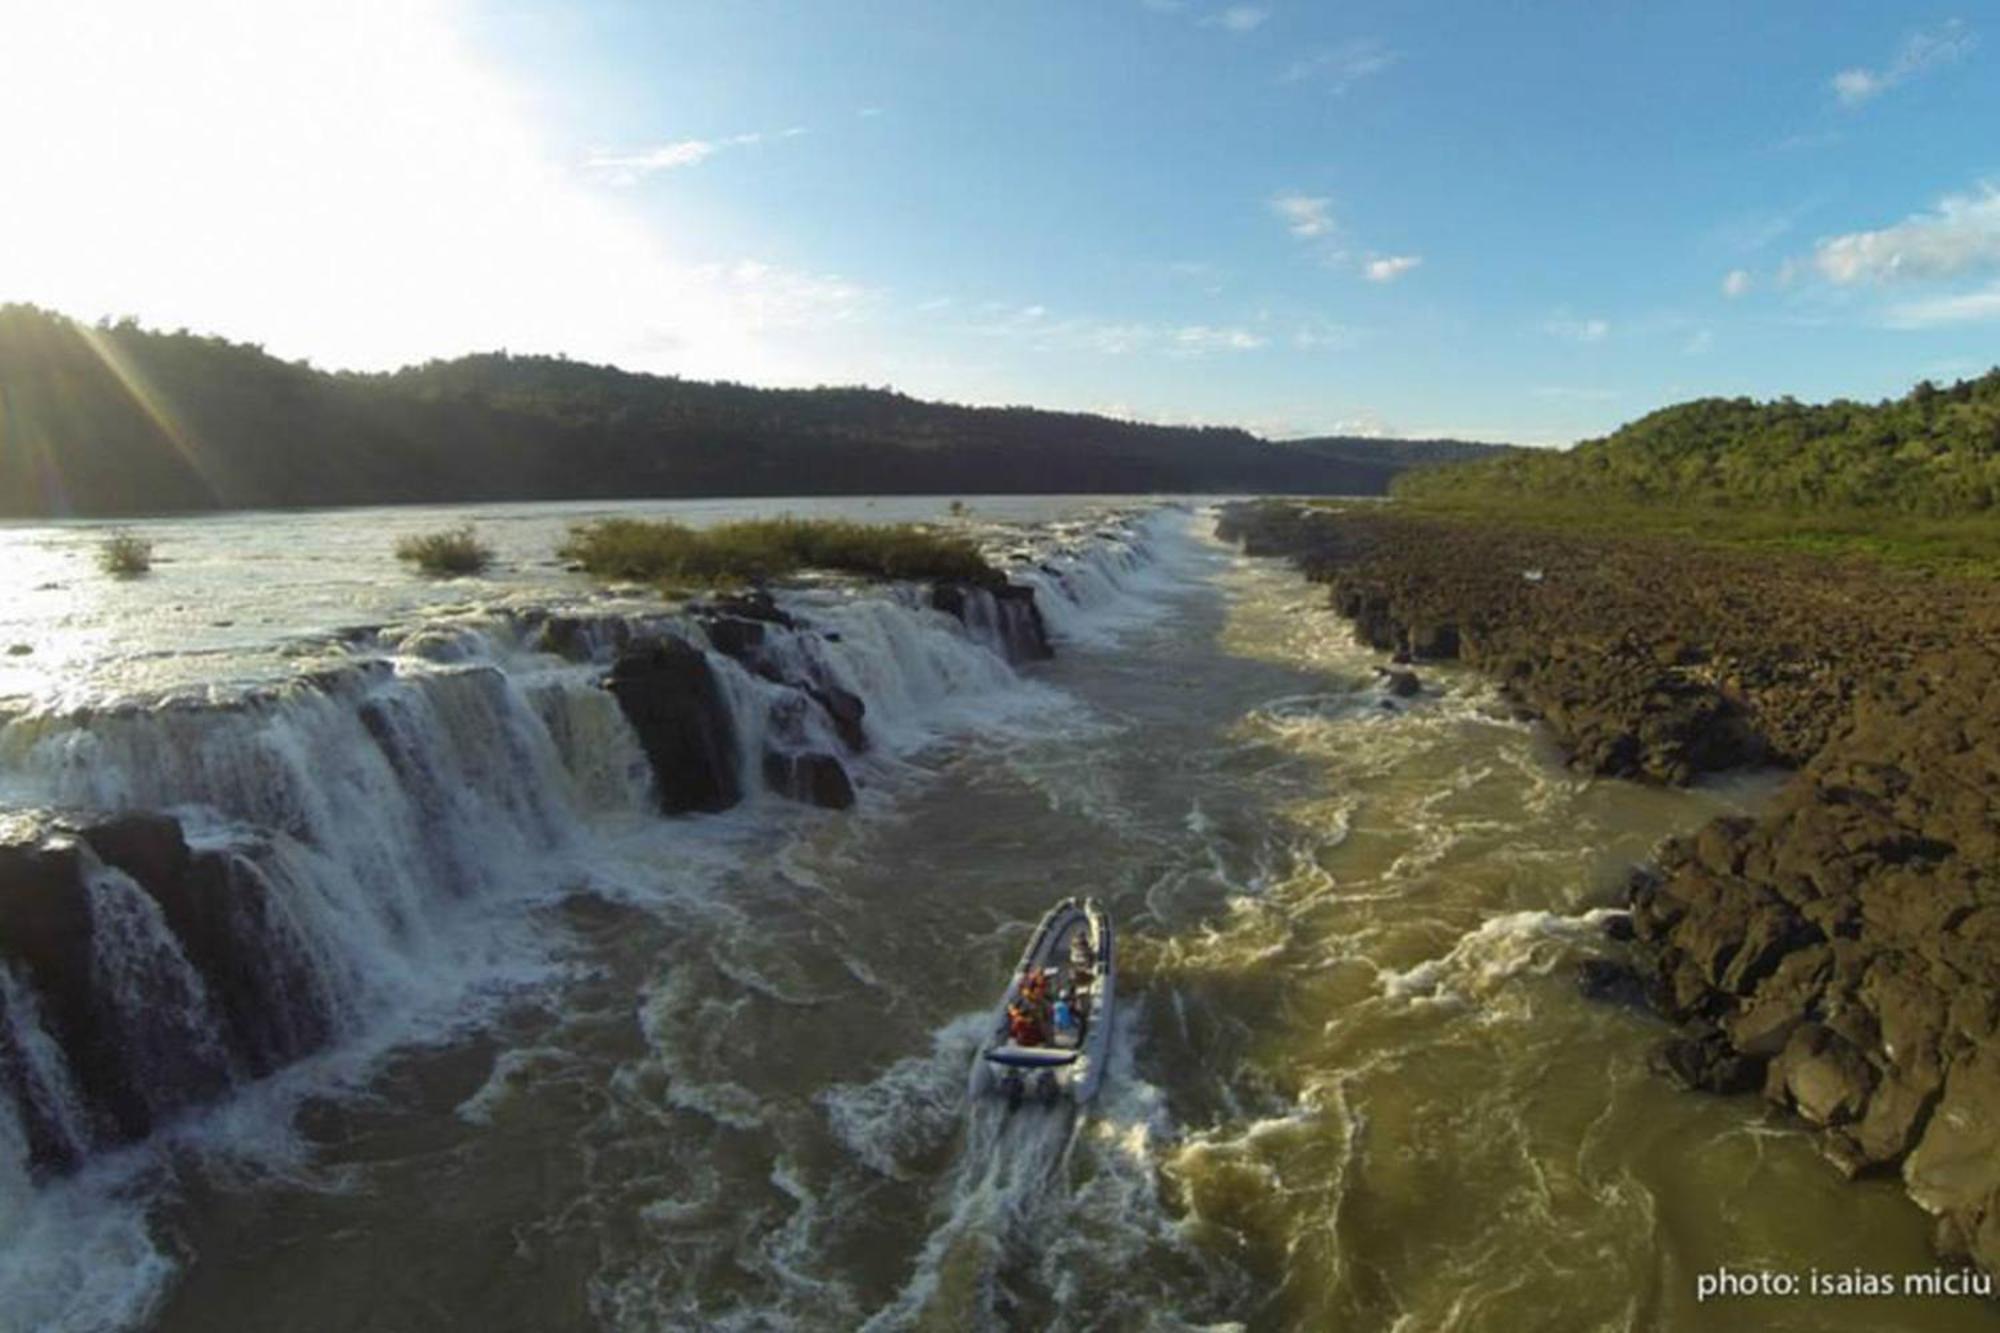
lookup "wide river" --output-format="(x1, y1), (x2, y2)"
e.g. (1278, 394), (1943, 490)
(0, 498), (1990, 1331)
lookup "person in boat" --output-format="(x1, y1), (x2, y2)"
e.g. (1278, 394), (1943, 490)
(1007, 1001), (1044, 1046)
(1051, 994), (1078, 1044)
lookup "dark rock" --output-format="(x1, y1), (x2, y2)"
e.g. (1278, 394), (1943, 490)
(0, 835), (118, 1151)
(90, 825), (335, 1078)
(930, 582), (969, 621)
(705, 589), (795, 629)
(1601, 912), (1636, 942)
(702, 616), (767, 663)
(1406, 622), (1460, 660)
(807, 684), (869, 753)
(1576, 957), (1648, 1008)
(604, 638), (742, 813)
(993, 583), (1054, 661)
(5, 643), (30, 656)
(762, 750), (857, 810)
(1383, 669), (1421, 699)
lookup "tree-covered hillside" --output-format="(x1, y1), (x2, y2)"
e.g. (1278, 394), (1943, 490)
(1395, 371), (2000, 515)
(0, 305), (1503, 517)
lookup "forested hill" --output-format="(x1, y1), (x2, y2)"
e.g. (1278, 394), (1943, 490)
(1394, 371), (2000, 515)
(0, 305), (1504, 517)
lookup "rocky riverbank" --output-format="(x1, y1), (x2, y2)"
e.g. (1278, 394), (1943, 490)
(1218, 500), (2000, 1271)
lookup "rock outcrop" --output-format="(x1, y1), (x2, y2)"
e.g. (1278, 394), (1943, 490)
(604, 638), (743, 813)
(0, 813), (339, 1170)
(1219, 500), (2000, 1272)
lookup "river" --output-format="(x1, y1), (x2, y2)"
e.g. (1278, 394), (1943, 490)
(0, 500), (1989, 1331)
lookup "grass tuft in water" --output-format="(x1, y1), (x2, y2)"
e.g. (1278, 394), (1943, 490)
(98, 531), (154, 577)
(394, 524), (494, 576)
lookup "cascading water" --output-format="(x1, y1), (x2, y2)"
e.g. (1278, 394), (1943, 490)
(0, 502), (1186, 1333)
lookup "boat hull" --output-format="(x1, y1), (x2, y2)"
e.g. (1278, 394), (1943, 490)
(968, 896), (1114, 1107)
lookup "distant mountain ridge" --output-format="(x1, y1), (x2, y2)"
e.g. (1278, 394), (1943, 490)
(1394, 371), (2000, 515)
(0, 305), (1508, 518)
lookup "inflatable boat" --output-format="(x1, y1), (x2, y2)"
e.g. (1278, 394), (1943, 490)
(967, 896), (1114, 1109)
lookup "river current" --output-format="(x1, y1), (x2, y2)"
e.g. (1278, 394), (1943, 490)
(0, 499), (1989, 1332)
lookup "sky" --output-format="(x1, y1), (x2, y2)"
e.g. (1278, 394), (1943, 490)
(1, 1), (1996, 445)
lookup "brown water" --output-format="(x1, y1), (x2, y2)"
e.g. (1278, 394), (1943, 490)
(145, 526), (1996, 1332)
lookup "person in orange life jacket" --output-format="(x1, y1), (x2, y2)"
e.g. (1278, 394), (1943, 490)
(1007, 1001), (1043, 1046)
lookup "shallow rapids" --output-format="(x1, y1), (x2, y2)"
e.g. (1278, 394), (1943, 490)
(7, 506), (1993, 1332)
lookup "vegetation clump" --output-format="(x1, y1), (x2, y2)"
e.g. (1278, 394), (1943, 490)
(560, 516), (998, 588)
(98, 531), (153, 577)
(394, 524), (494, 576)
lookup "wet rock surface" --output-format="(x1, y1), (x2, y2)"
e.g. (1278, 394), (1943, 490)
(1219, 500), (2000, 1272)
(604, 638), (744, 813)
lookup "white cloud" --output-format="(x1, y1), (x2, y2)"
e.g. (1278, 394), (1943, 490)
(1531, 386), (1618, 402)
(1544, 315), (1610, 343)
(0, 0), (869, 385)
(1721, 268), (1752, 298)
(586, 128), (804, 184)
(1831, 20), (1976, 106)
(1202, 5), (1270, 32)
(1280, 39), (1397, 92)
(1683, 329), (1715, 355)
(1811, 186), (2000, 284)
(1884, 282), (2000, 328)
(970, 305), (1266, 356)
(1364, 255), (1422, 283)
(1271, 193), (1335, 238)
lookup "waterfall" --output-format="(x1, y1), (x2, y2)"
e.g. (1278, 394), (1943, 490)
(0, 507), (1191, 1326)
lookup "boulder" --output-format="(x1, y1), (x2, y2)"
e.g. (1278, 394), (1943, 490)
(604, 638), (743, 813)
(1905, 1043), (2000, 1225)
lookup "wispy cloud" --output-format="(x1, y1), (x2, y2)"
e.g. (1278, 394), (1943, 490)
(1831, 20), (1975, 106)
(1721, 268), (1752, 298)
(1884, 282), (2000, 328)
(1280, 39), (1397, 92)
(1291, 317), (1364, 350)
(1543, 314), (1610, 343)
(1683, 329), (1714, 355)
(694, 260), (875, 331)
(1364, 255), (1422, 283)
(1809, 185), (2000, 284)
(585, 127), (806, 184)
(1146, 1), (1270, 31)
(1201, 5), (1270, 32)
(970, 303), (1267, 356)
(1531, 386), (1618, 402)
(1271, 192), (1335, 239)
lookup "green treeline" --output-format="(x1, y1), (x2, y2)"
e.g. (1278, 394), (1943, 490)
(1395, 370), (2000, 515)
(0, 304), (1500, 518)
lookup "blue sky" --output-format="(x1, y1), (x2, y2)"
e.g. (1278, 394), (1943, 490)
(4, 2), (1996, 444)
